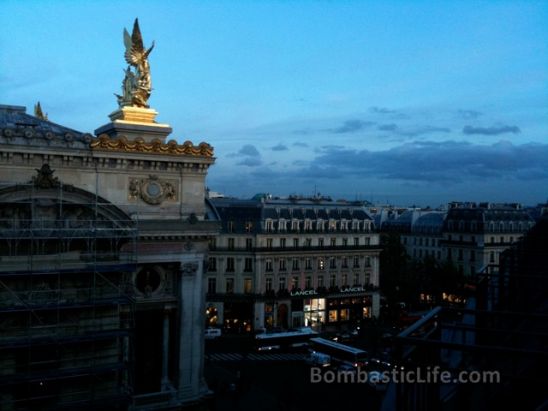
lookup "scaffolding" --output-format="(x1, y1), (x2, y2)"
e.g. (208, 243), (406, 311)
(0, 182), (138, 411)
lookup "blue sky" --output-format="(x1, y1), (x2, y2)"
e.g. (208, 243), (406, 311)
(1, 0), (547, 206)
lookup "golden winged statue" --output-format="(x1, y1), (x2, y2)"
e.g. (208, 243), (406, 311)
(115, 19), (155, 108)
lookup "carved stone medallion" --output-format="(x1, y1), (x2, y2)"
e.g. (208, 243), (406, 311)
(128, 175), (177, 204)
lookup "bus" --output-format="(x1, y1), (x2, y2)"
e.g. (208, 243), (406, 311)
(309, 337), (368, 368)
(255, 327), (318, 351)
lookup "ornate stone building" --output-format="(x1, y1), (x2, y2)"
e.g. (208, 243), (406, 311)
(205, 196), (381, 332)
(0, 21), (217, 411)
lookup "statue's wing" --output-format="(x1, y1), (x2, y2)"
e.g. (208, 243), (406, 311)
(131, 18), (145, 54)
(123, 28), (139, 65)
(124, 19), (145, 65)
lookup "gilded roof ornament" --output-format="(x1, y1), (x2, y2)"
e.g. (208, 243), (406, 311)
(34, 102), (48, 121)
(115, 19), (154, 108)
(90, 134), (214, 157)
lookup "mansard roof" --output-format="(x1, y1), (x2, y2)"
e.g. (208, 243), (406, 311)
(0, 104), (91, 150)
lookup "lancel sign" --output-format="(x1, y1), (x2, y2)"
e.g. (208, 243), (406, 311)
(340, 286), (365, 293)
(290, 290), (318, 297)
(290, 286), (366, 297)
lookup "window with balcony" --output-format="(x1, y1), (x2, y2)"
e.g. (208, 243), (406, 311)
(246, 238), (253, 250)
(292, 276), (300, 290)
(265, 220), (274, 232)
(244, 278), (252, 294)
(209, 238), (217, 250)
(228, 238), (235, 250)
(329, 220), (336, 231)
(365, 256), (371, 267)
(292, 220), (299, 231)
(293, 238), (299, 248)
(279, 276), (286, 290)
(265, 277), (273, 291)
(305, 238), (312, 247)
(342, 238), (348, 247)
(279, 259), (287, 271)
(244, 257), (253, 272)
(226, 278), (234, 294)
(292, 258), (300, 271)
(354, 237), (359, 246)
(245, 221), (253, 232)
(266, 238), (273, 249)
(208, 257), (217, 272)
(318, 258), (325, 270)
(305, 258), (312, 270)
(330, 274), (336, 287)
(226, 257), (235, 272)
(207, 278), (216, 294)
(317, 276), (324, 288)
(341, 274), (348, 287)
(305, 276), (312, 289)
(280, 238), (286, 248)
(329, 258), (336, 269)
(353, 256), (359, 268)
(330, 237), (337, 246)
(318, 238), (324, 247)
(265, 259), (273, 272)
(304, 220), (312, 231)
(353, 273), (360, 285)
(342, 257), (348, 268)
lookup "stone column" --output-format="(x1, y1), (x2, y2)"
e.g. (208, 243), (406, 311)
(177, 258), (209, 403)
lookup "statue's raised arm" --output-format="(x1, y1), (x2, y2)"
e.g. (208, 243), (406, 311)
(116, 18), (154, 108)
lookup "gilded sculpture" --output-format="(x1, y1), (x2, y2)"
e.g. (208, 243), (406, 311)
(115, 19), (154, 108)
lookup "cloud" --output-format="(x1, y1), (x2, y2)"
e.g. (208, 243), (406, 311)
(458, 110), (482, 119)
(238, 144), (261, 156)
(377, 124), (450, 137)
(293, 142), (309, 147)
(328, 119), (375, 134)
(462, 125), (520, 135)
(271, 143), (288, 151)
(301, 140), (548, 183)
(378, 124), (398, 131)
(237, 157), (262, 167)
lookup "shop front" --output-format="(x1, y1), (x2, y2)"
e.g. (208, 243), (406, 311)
(261, 286), (374, 330)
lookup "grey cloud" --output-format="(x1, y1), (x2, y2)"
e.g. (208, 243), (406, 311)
(306, 140), (548, 183)
(378, 124), (398, 131)
(463, 125), (520, 135)
(238, 144), (261, 156)
(293, 142), (309, 147)
(271, 143), (288, 151)
(329, 119), (375, 134)
(377, 124), (450, 137)
(237, 157), (262, 167)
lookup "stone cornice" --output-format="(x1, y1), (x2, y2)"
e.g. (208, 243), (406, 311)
(90, 134), (214, 158)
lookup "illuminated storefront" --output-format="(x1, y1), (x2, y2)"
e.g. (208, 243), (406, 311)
(304, 298), (326, 327)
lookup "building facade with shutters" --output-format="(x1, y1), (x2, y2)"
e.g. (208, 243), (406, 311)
(204, 196), (382, 332)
